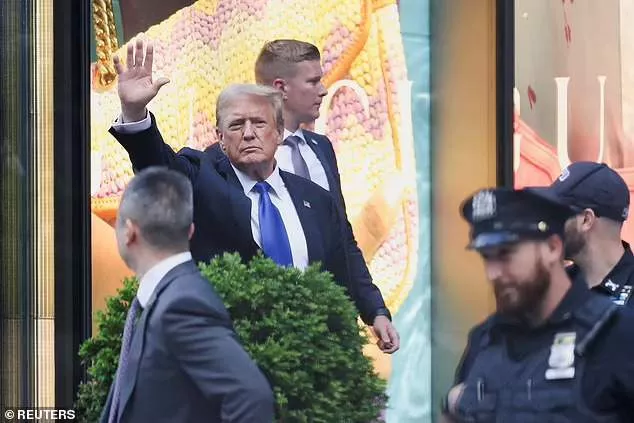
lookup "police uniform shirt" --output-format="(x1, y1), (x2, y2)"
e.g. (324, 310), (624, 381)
(454, 277), (634, 421)
(587, 241), (634, 306)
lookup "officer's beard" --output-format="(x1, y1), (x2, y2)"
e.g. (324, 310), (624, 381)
(493, 260), (551, 319)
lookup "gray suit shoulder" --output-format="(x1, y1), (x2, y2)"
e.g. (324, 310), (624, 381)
(158, 270), (232, 322)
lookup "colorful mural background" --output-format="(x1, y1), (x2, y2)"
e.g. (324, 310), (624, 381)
(89, 0), (431, 419)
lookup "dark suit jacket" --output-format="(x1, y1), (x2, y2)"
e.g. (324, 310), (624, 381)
(297, 129), (388, 324)
(99, 261), (274, 423)
(110, 115), (354, 306)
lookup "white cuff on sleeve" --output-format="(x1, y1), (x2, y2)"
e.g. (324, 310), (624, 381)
(111, 112), (151, 134)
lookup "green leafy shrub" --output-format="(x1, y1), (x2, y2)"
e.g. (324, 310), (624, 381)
(75, 253), (387, 422)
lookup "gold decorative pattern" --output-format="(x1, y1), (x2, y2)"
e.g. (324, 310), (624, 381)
(33, 0), (56, 406)
(92, 0), (119, 91)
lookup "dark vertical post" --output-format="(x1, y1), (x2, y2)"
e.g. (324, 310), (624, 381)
(496, 0), (515, 187)
(53, 0), (92, 408)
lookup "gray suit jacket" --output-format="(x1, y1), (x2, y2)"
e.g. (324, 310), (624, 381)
(99, 261), (274, 423)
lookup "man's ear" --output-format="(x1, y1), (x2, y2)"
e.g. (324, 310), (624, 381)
(273, 78), (287, 98)
(188, 223), (195, 240)
(580, 208), (597, 231)
(124, 219), (138, 246)
(216, 129), (226, 152)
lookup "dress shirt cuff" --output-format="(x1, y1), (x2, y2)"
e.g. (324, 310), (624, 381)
(111, 111), (151, 134)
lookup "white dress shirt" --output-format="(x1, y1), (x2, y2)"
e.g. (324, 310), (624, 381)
(231, 164), (309, 270)
(111, 114), (331, 192)
(279, 128), (330, 191)
(137, 251), (193, 307)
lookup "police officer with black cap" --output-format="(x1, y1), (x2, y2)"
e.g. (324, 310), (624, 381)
(537, 161), (634, 306)
(441, 187), (634, 422)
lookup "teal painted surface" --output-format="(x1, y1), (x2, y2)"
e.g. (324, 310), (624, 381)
(386, 1), (432, 422)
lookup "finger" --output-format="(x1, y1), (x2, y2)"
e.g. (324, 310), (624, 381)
(379, 326), (399, 353)
(384, 344), (398, 354)
(377, 339), (396, 353)
(384, 336), (398, 353)
(113, 55), (124, 75)
(388, 333), (400, 352)
(389, 326), (400, 344)
(144, 41), (154, 73)
(153, 77), (170, 92)
(126, 42), (134, 69)
(134, 37), (144, 68)
(375, 327), (392, 348)
(380, 327), (391, 344)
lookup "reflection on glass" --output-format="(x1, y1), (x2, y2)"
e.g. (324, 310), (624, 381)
(0, 0), (55, 408)
(513, 0), (634, 242)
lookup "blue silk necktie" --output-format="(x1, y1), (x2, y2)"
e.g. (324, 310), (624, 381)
(253, 182), (294, 267)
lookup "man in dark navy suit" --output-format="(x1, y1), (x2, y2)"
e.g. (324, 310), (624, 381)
(110, 37), (399, 352)
(253, 39), (399, 353)
(109, 38), (355, 318)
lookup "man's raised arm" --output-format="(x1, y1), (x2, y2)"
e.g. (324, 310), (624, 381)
(109, 37), (200, 179)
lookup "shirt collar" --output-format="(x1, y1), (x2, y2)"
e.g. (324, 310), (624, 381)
(592, 241), (634, 295)
(283, 128), (306, 143)
(230, 163), (286, 197)
(137, 251), (192, 307)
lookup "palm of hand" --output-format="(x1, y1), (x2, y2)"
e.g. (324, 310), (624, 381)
(118, 68), (157, 108)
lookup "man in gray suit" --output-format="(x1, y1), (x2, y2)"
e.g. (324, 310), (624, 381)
(100, 167), (274, 423)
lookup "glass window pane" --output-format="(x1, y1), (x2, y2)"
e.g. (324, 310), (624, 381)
(1, 0), (55, 408)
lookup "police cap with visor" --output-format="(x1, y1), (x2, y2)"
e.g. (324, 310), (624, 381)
(543, 161), (629, 222)
(460, 187), (578, 250)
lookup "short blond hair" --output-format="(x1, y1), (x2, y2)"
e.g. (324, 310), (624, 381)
(254, 39), (321, 85)
(215, 84), (285, 134)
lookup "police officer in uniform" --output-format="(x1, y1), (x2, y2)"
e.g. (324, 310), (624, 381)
(538, 161), (634, 306)
(441, 187), (634, 422)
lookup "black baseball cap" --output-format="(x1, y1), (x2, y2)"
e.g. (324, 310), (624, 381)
(537, 162), (629, 222)
(460, 187), (577, 250)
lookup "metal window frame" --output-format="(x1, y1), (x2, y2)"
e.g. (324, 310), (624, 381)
(496, 0), (515, 188)
(53, 0), (92, 409)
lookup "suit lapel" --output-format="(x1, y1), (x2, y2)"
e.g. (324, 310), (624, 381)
(99, 384), (114, 423)
(281, 172), (323, 263)
(213, 153), (258, 252)
(304, 134), (341, 199)
(116, 261), (199, 419)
